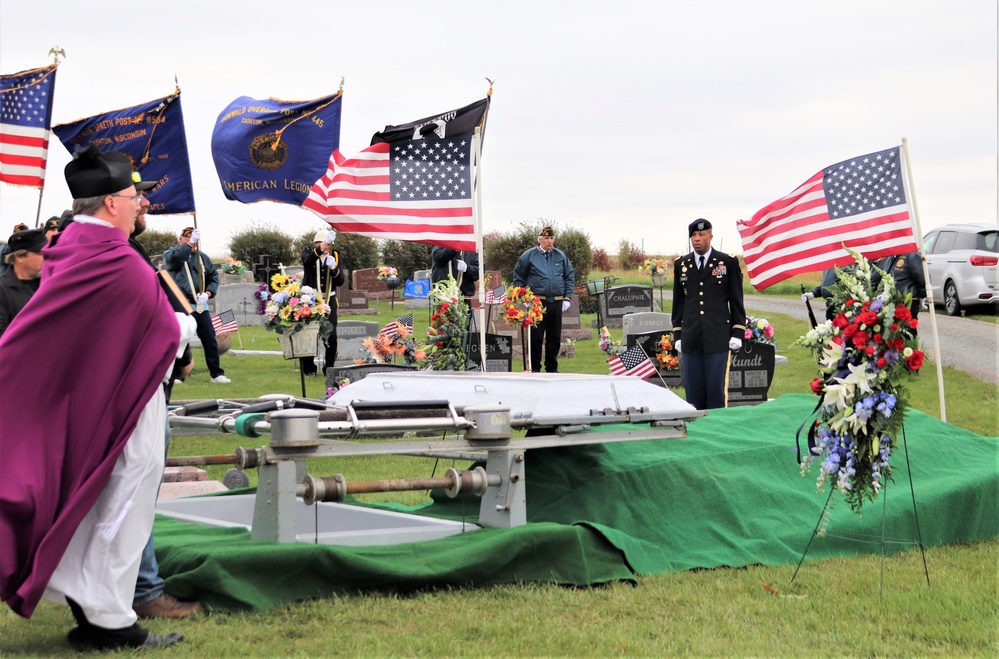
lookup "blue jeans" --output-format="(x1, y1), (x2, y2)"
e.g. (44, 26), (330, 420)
(133, 416), (171, 606)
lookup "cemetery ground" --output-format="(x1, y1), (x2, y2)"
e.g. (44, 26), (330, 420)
(2, 288), (996, 656)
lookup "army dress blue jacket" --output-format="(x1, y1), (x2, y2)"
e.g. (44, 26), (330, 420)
(671, 249), (746, 353)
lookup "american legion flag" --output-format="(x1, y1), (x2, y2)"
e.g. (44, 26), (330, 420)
(303, 98), (489, 252)
(378, 313), (414, 340)
(211, 309), (238, 335)
(737, 147), (918, 291)
(0, 65), (57, 188)
(608, 345), (658, 379)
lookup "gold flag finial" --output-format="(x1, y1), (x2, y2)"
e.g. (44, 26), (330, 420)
(485, 77), (495, 96)
(48, 46), (66, 64)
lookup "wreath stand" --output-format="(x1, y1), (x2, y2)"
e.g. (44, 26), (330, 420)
(790, 425), (930, 599)
(520, 325), (532, 372)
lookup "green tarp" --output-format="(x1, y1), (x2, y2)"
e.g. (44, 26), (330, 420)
(155, 395), (998, 612)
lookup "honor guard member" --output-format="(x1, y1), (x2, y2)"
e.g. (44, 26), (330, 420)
(300, 229), (345, 377)
(876, 252), (926, 322)
(163, 227), (231, 383)
(431, 246), (480, 326)
(0, 228), (45, 340)
(513, 226), (575, 373)
(671, 219), (746, 410)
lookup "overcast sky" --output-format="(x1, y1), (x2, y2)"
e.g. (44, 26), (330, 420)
(1, 0), (996, 261)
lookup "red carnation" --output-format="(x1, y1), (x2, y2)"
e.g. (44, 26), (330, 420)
(894, 304), (912, 322)
(891, 323), (899, 332)
(873, 333), (883, 344)
(810, 377), (824, 394)
(852, 331), (869, 349)
(843, 324), (859, 338)
(877, 357), (885, 368)
(858, 311), (878, 327)
(832, 336), (844, 345)
(892, 337), (905, 351)
(909, 318), (918, 330)
(846, 298), (856, 306)
(906, 350), (925, 371)
(865, 345), (876, 356)
(832, 314), (849, 328)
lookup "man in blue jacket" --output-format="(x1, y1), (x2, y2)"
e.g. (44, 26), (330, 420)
(513, 226), (575, 373)
(163, 227), (230, 383)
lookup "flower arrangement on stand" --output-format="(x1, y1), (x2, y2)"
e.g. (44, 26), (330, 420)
(641, 258), (669, 277)
(261, 272), (333, 341)
(795, 251), (925, 511)
(221, 257), (247, 275)
(654, 333), (680, 370)
(501, 286), (544, 328)
(744, 315), (776, 347)
(425, 277), (469, 370)
(376, 266), (398, 281)
(598, 326), (625, 356)
(357, 324), (425, 366)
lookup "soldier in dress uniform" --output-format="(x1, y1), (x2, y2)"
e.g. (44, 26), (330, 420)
(670, 219), (746, 410)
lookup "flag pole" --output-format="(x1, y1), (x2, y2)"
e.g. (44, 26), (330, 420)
(635, 342), (669, 388)
(473, 125), (487, 372)
(901, 137), (946, 422)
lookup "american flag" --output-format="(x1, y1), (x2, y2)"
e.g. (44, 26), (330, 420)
(608, 345), (658, 379)
(211, 309), (238, 335)
(378, 313), (414, 340)
(484, 284), (507, 304)
(737, 147), (918, 291)
(0, 65), (57, 188)
(303, 98), (489, 252)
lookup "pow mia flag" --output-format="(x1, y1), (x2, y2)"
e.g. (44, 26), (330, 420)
(211, 91), (342, 205)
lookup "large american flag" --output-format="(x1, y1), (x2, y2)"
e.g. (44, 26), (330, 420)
(211, 309), (239, 335)
(0, 65), (57, 188)
(737, 147), (918, 291)
(303, 98), (488, 252)
(378, 313), (414, 340)
(608, 345), (658, 379)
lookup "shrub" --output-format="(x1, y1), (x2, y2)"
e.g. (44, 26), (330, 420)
(135, 229), (179, 261)
(591, 247), (612, 272)
(617, 239), (646, 270)
(380, 240), (434, 281)
(228, 223), (296, 280)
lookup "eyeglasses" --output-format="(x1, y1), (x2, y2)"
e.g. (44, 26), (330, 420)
(110, 193), (144, 204)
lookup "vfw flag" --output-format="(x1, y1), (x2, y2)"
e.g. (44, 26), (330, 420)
(303, 97), (490, 252)
(0, 64), (57, 188)
(737, 147), (918, 291)
(53, 93), (196, 215)
(211, 91), (342, 205)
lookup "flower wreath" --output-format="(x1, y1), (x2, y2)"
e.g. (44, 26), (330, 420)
(502, 285), (545, 328)
(655, 333), (680, 370)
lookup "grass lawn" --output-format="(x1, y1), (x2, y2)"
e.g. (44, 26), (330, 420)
(2, 286), (996, 656)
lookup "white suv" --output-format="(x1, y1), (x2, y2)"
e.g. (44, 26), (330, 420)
(923, 223), (999, 316)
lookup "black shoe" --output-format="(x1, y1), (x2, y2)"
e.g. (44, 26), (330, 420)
(68, 625), (184, 651)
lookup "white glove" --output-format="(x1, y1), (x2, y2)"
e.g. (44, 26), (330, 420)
(323, 254), (337, 269)
(919, 299), (928, 311)
(196, 293), (209, 306)
(801, 291), (815, 301)
(729, 337), (743, 351)
(326, 230), (337, 244)
(675, 340), (681, 353)
(455, 259), (467, 272)
(190, 229), (201, 243)
(561, 300), (570, 312)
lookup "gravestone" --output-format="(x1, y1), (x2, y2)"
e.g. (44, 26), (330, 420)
(560, 296), (593, 341)
(283, 265), (304, 279)
(352, 267), (392, 300)
(727, 342), (776, 406)
(626, 330), (682, 388)
(465, 333), (513, 372)
(252, 254), (281, 285)
(622, 312), (672, 339)
(335, 273), (376, 315)
(328, 363), (417, 390)
(333, 320), (380, 366)
(214, 283), (266, 327)
(603, 285), (653, 327)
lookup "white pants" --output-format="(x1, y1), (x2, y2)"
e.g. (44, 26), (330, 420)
(43, 387), (166, 629)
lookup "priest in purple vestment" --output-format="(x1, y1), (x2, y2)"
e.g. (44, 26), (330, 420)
(0, 144), (195, 651)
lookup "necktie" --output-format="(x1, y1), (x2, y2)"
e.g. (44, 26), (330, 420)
(698, 256), (705, 272)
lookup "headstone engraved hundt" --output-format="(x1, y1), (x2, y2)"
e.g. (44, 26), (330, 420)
(727, 342), (776, 406)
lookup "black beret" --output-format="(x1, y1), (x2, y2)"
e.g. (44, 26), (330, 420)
(7, 228), (46, 253)
(688, 218), (712, 236)
(64, 143), (136, 199)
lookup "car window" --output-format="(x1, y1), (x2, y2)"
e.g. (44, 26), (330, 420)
(922, 232), (938, 254)
(954, 231), (978, 250)
(933, 231), (956, 254)
(978, 231), (998, 253)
